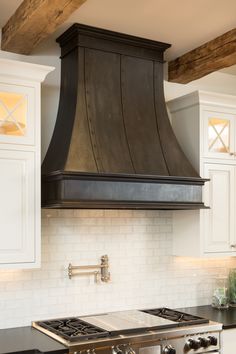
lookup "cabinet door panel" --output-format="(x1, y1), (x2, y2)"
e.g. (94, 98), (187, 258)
(0, 84), (35, 146)
(0, 150), (36, 265)
(204, 163), (234, 253)
(203, 110), (235, 160)
(222, 329), (235, 354)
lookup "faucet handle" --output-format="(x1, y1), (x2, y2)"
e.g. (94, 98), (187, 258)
(101, 255), (110, 282)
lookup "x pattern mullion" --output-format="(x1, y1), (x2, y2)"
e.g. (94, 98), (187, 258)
(0, 95), (26, 135)
(209, 120), (229, 152)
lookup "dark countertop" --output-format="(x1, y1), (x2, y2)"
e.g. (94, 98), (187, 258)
(178, 305), (236, 330)
(0, 326), (68, 354)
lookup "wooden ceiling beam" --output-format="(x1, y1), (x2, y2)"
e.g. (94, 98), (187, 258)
(168, 28), (236, 84)
(1, 0), (87, 55)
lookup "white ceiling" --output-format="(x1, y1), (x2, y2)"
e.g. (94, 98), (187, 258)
(0, 0), (23, 27)
(68, 0), (236, 61)
(1, 0), (236, 75)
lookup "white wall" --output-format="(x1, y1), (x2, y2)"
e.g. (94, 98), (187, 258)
(1, 209), (236, 329)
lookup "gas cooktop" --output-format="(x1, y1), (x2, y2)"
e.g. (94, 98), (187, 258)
(33, 308), (209, 343)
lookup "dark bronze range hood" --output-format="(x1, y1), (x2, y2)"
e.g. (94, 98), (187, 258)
(42, 24), (208, 209)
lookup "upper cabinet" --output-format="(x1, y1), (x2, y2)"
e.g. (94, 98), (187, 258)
(168, 91), (236, 257)
(0, 59), (54, 269)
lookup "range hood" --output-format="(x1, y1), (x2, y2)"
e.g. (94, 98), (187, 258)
(42, 24), (208, 209)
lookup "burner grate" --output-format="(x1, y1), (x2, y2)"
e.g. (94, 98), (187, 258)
(38, 317), (110, 342)
(141, 308), (209, 326)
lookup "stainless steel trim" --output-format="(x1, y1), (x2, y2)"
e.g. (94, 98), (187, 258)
(79, 310), (176, 332)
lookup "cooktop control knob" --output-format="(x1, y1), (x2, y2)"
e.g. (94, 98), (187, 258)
(185, 338), (201, 350)
(198, 337), (210, 348)
(163, 345), (176, 354)
(125, 346), (136, 354)
(111, 346), (123, 354)
(208, 336), (218, 346)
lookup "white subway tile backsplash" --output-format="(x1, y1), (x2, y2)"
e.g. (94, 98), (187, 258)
(0, 209), (236, 329)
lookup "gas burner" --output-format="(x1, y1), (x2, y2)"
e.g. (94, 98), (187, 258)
(37, 317), (109, 342)
(141, 308), (209, 326)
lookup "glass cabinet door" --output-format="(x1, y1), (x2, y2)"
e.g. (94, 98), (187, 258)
(203, 110), (235, 159)
(0, 84), (34, 145)
(0, 91), (27, 136)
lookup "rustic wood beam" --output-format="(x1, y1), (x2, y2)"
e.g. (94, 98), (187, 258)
(1, 0), (87, 55)
(168, 28), (236, 84)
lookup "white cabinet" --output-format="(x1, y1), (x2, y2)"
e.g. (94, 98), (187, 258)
(0, 59), (53, 268)
(168, 91), (236, 257)
(0, 150), (36, 265)
(222, 328), (236, 354)
(204, 163), (235, 253)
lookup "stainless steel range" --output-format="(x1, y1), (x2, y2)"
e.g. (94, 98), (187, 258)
(32, 308), (222, 354)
